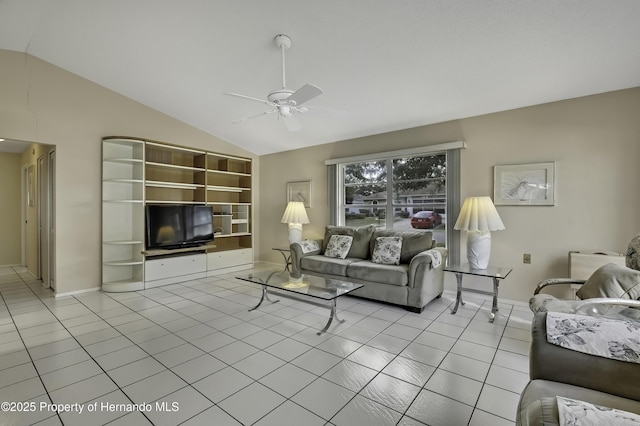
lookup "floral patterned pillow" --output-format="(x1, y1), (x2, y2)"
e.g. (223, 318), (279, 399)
(372, 237), (403, 265)
(324, 235), (353, 259)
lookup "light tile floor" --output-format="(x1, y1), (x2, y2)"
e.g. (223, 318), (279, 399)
(0, 265), (532, 425)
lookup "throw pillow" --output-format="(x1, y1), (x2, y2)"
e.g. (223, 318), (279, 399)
(369, 230), (433, 264)
(324, 235), (354, 259)
(371, 236), (403, 265)
(627, 234), (640, 271)
(323, 225), (376, 259)
(576, 263), (640, 300)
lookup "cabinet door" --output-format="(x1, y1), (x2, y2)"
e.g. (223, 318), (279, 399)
(207, 249), (253, 270)
(145, 254), (206, 281)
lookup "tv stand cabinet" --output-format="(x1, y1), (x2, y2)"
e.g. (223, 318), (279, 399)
(145, 252), (207, 288)
(102, 137), (253, 292)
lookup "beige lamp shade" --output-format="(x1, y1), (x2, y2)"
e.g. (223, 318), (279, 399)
(454, 196), (504, 269)
(454, 196), (505, 231)
(280, 201), (310, 224)
(281, 201), (310, 244)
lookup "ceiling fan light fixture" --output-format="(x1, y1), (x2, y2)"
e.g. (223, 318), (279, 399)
(280, 105), (291, 116)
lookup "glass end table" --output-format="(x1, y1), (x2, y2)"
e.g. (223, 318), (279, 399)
(444, 263), (513, 323)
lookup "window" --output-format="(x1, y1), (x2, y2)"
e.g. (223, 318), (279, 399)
(326, 142), (464, 257)
(340, 153), (447, 246)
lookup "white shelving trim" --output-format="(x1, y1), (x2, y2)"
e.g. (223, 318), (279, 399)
(104, 158), (144, 165)
(103, 199), (144, 204)
(104, 260), (144, 266)
(206, 185), (243, 193)
(103, 240), (144, 245)
(146, 161), (206, 172)
(207, 169), (251, 177)
(103, 178), (144, 184)
(145, 200), (204, 205)
(146, 141), (206, 155)
(146, 180), (205, 189)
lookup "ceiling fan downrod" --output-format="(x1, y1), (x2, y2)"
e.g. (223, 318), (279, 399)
(275, 34), (292, 90)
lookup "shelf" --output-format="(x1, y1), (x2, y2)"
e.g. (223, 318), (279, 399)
(103, 179), (144, 184)
(104, 158), (144, 165)
(146, 180), (205, 189)
(207, 169), (251, 177)
(146, 161), (205, 172)
(103, 199), (144, 204)
(215, 232), (251, 238)
(146, 141), (205, 155)
(145, 200), (204, 205)
(208, 202), (251, 206)
(104, 240), (143, 245)
(104, 260), (144, 266)
(207, 185), (243, 193)
(143, 243), (217, 257)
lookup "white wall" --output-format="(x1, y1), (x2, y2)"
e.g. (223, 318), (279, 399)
(259, 88), (640, 302)
(0, 50), (257, 294)
(0, 152), (22, 266)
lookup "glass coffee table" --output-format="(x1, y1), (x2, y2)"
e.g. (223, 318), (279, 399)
(236, 270), (363, 335)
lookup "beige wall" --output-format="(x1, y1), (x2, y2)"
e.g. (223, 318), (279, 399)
(0, 50), (257, 294)
(259, 88), (640, 302)
(0, 152), (22, 266)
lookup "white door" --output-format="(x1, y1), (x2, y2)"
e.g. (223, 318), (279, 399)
(48, 150), (56, 290)
(38, 155), (46, 282)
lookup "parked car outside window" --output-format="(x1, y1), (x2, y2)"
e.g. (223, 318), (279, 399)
(410, 211), (442, 229)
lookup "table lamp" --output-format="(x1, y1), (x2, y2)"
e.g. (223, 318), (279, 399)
(454, 196), (505, 270)
(281, 201), (310, 244)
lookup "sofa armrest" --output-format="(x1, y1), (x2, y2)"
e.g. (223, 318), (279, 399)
(290, 239), (323, 278)
(408, 247), (447, 288)
(534, 278), (587, 295)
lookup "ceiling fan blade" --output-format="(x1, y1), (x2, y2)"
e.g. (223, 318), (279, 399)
(287, 84), (323, 106)
(282, 115), (302, 132)
(224, 92), (274, 106)
(231, 109), (277, 124)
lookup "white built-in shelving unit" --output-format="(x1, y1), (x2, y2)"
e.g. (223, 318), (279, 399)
(101, 137), (253, 292)
(102, 138), (145, 292)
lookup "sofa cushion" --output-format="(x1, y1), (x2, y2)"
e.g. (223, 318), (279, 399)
(347, 260), (409, 286)
(324, 235), (353, 259)
(576, 263), (640, 300)
(301, 255), (359, 276)
(370, 230), (433, 264)
(371, 237), (403, 265)
(323, 225), (376, 259)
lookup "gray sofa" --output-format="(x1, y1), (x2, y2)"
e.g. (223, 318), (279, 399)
(290, 225), (447, 313)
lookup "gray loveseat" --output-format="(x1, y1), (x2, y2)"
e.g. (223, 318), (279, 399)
(290, 225), (448, 313)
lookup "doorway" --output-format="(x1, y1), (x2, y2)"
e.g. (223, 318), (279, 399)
(37, 149), (56, 290)
(20, 144), (56, 290)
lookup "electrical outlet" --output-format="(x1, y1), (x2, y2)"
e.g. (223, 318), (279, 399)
(523, 253), (531, 264)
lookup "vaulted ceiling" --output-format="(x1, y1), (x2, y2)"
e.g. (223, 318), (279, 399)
(2, 1), (640, 155)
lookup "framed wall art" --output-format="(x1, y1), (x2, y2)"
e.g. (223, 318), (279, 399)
(493, 162), (555, 206)
(287, 180), (311, 208)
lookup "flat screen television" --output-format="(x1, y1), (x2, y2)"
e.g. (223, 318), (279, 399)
(145, 204), (213, 250)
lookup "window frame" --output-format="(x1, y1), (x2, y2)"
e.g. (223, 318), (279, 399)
(326, 141), (465, 262)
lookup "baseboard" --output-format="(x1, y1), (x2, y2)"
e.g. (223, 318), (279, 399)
(55, 286), (101, 298)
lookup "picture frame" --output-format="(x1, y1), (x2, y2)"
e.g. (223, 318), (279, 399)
(287, 180), (311, 208)
(27, 165), (35, 207)
(493, 162), (555, 206)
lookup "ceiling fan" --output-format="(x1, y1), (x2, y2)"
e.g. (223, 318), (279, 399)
(225, 34), (334, 132)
